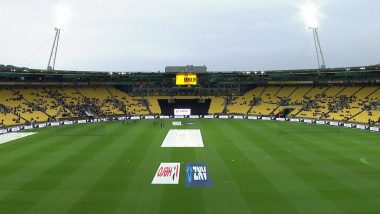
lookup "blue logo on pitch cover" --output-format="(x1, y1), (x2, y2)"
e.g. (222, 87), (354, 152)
(186, 163), (212, 187)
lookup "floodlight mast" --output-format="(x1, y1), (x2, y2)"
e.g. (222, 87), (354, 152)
(311, 27), (326, 70)
(47, 28), (61, 71)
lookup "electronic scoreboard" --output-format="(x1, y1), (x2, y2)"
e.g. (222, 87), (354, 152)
(176, 74), (197, 85)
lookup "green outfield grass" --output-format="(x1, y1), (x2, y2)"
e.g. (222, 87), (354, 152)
(0, 119), (380, 213)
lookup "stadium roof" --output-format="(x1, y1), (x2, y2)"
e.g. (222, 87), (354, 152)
(1, 64), (380, 85)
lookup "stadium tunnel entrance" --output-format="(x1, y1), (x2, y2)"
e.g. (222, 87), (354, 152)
(158, 99), (211, 115)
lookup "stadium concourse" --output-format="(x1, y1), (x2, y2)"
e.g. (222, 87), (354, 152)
(0, 85), (379, 128)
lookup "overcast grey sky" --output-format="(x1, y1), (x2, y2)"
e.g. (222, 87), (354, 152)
(0, 0), (379, 71)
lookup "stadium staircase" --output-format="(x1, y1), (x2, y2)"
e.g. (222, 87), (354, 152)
(292, 87), (314, 117)
(352, 86), (365, 97)
(224, 86), (267, 115)
(222, 97), (229, 114)
(106, 88), (128, 115)
(274, 86), (283, 97)
(79, 87), (128, 116)
(107, 88), (149, 115)
(38, 88), (70, 120)
(292, 86), (331, 118)
(142, 97), (153, 115)
(286, 87), (299, 99)
(246, 87), (265, 114)
(269, 86), (298, 116)
(348, 87), (380, 122)
(321, 87), (348, 120)
(1, 85), (379, 127)
(364, 87), (380, 99)
(75, 88), (86, 99)
(145, 97), (162, 115)
(282, 86), (311, 117)
(208, 96), (226, 114)
(12, 88), (52, 122)
(0, 89), (29, 126)
(323, 86), (366, 121)
(48, 88), (76, 118)
(52, 87), (81, 118)
(0, 112), (27, 127)
(249, 86), (283, 116)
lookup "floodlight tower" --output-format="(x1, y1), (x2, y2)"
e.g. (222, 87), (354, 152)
(310, 27), (326, 70)
(301, 0), (326, 70)
(47, 28), (61, 71)
(47, 3), (72, 71)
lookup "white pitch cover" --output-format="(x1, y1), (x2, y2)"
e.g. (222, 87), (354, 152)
(151, 163), (181, 184)
(161, 129), (204, 147)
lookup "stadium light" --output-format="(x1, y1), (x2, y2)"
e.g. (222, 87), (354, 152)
(300, 0), (326, 70)
(54, 3), (72, 29)
(300, 0), (319, 29)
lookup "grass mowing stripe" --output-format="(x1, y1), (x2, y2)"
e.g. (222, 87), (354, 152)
(0, 119), (378, 214)
(0, 129), (84, 166)
(273, 123), (380, 180)
(0, 136), (67, 174)
(294, 130), (380, 182)
(0, 123), (106, 194)
(291, 134), (380, 213)
(158, 121), (207, 214)
(305, 130), (380, 172)
(159, 152), (205, 214)
(305, 124), (380, 152)
(338, 129), (380, 152)
(0, 123), (123, 213)
(294, 131), (380, 184)
(198, 120), (255, 214)
(211, 119), (298, 213)
(242, 120), (380, 212)
(293, 127), (380, 211)
(115, 121), (171, 214)
(266, 124), (380, 212)
(0, 123), (110, 168)
(225, 119), (341, 213)
(0, 131), (51, 160)
(67, 121), (163, 213)
(25, 122), (146, 214)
